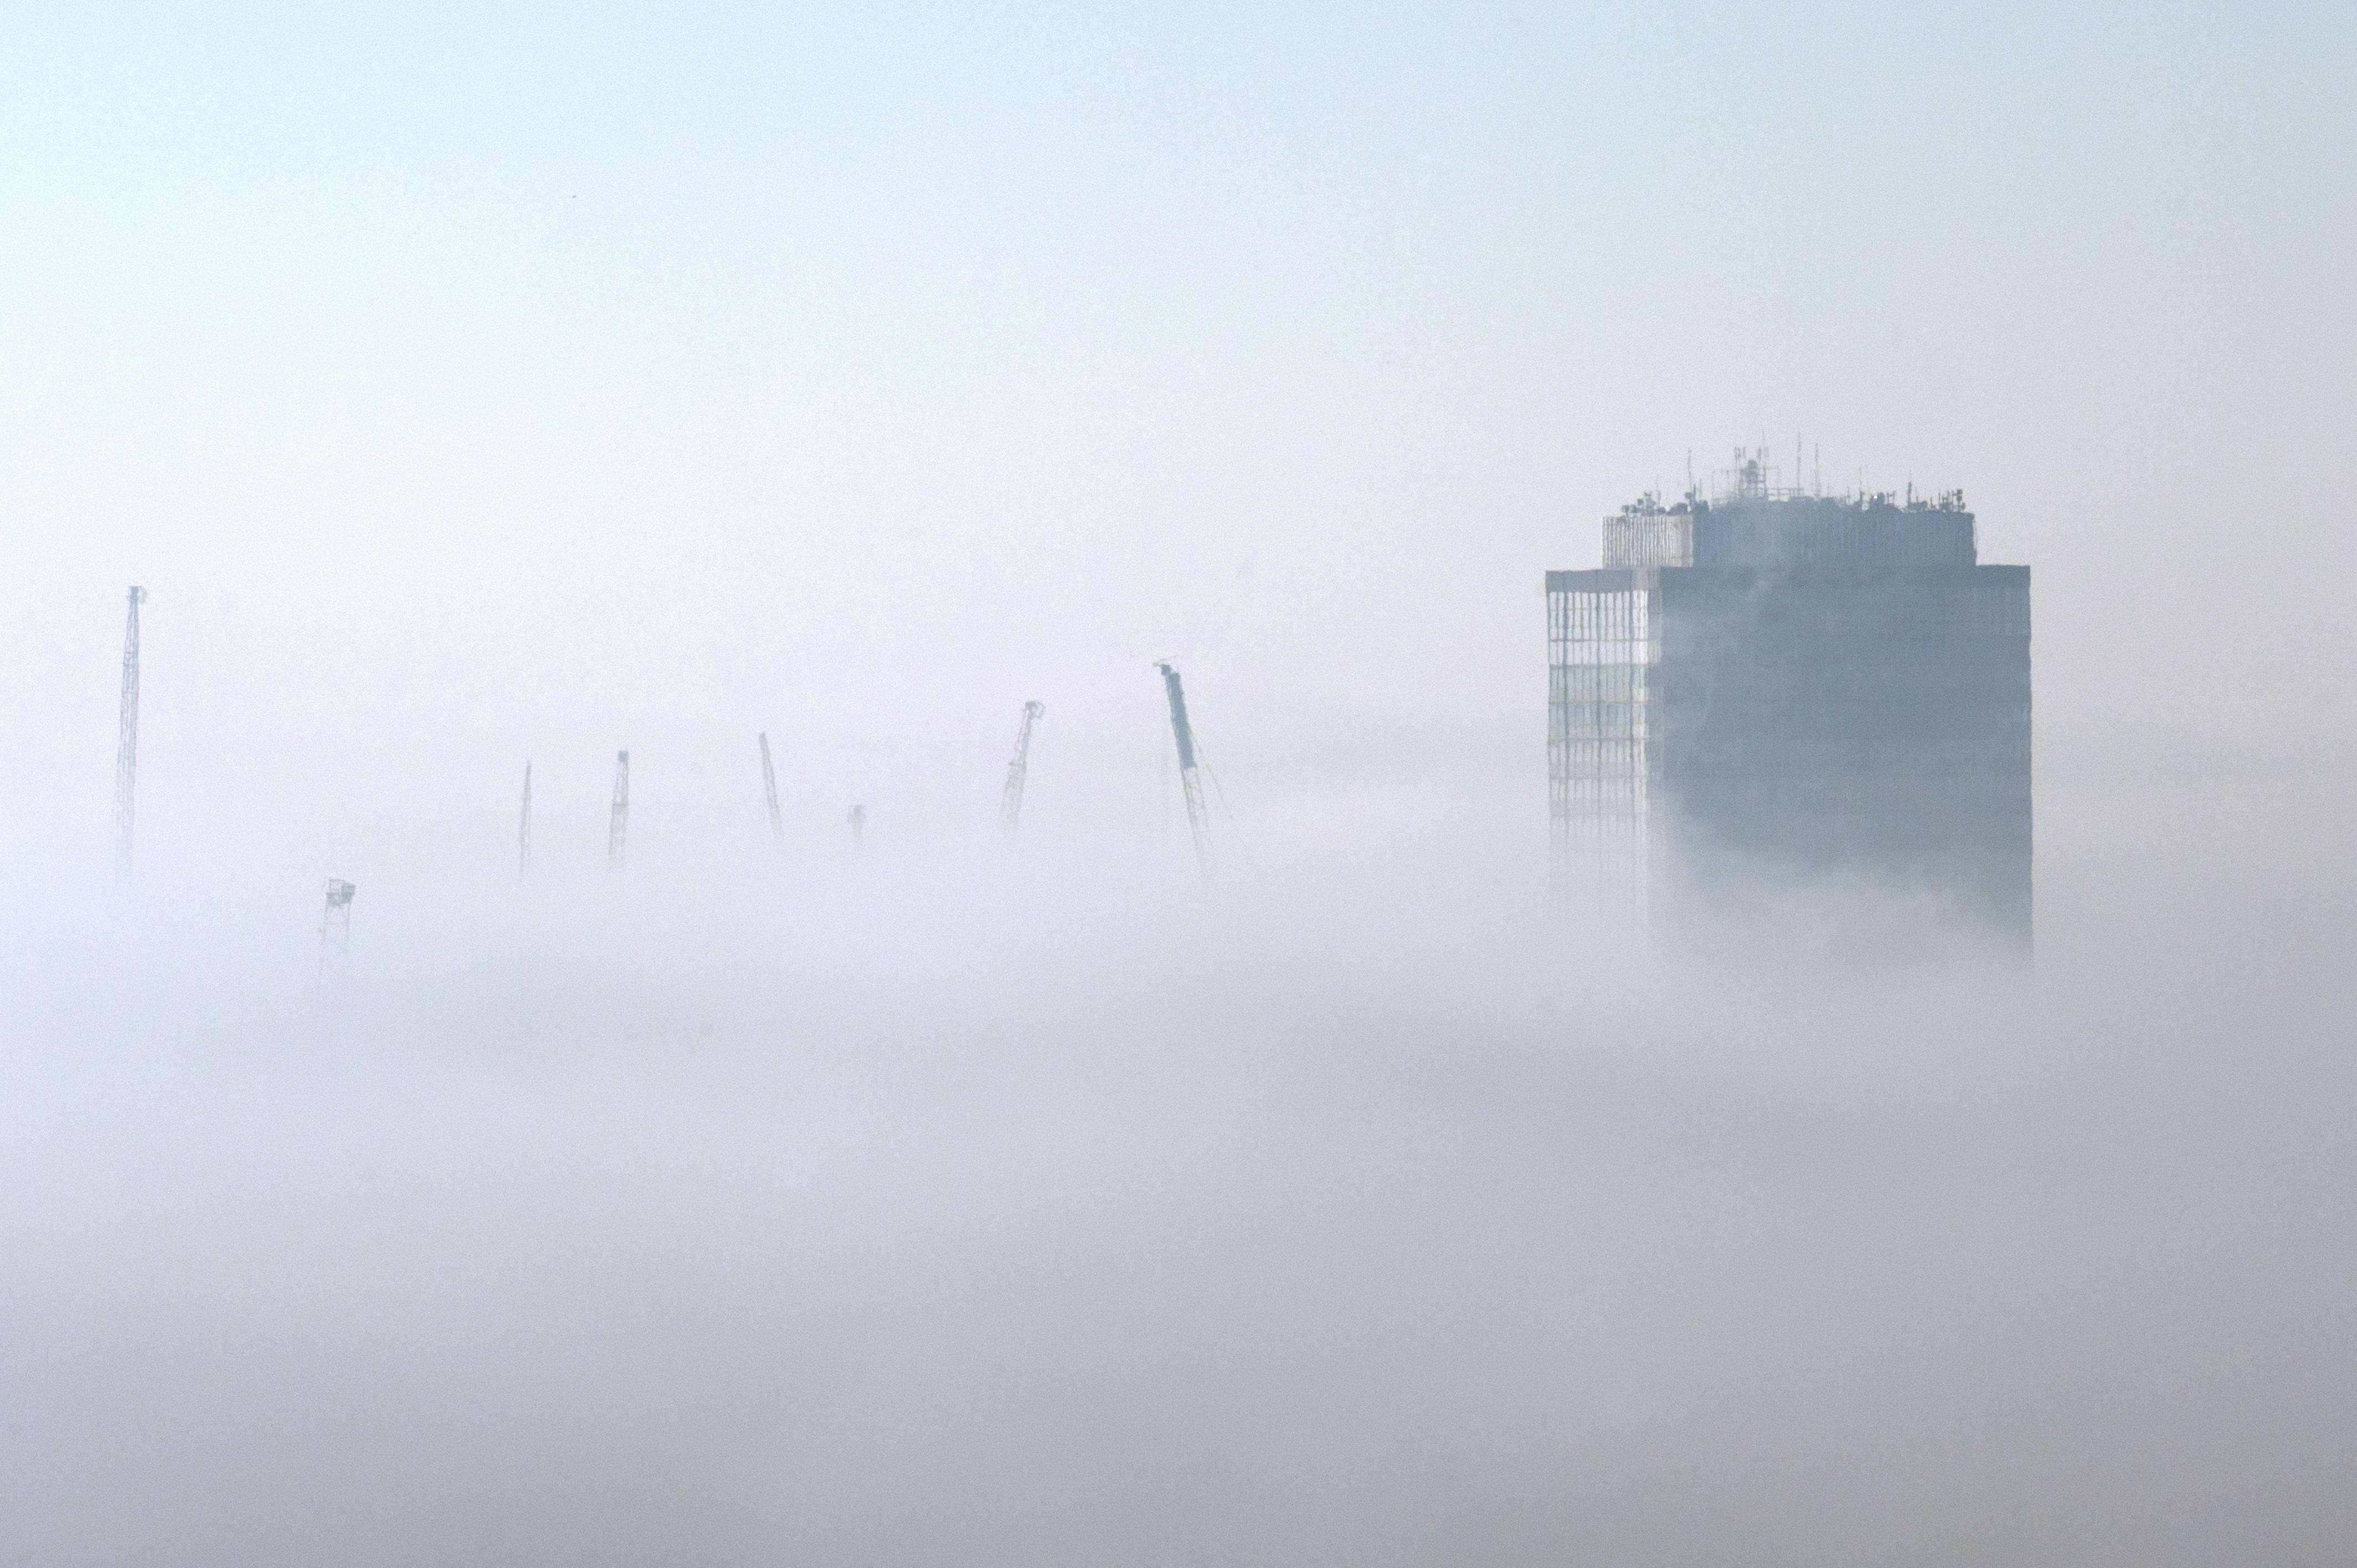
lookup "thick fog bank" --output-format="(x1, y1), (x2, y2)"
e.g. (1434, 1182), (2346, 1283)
(4, 838), (2351, 1566)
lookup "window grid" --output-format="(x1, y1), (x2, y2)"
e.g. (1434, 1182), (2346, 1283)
(1548, 584), (1656, 924)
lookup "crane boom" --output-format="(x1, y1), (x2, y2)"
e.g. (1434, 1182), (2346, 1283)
(1000, 701), (1045, 840)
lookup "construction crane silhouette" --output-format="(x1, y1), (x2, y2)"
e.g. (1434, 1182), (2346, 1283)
(607, 750), (629, 872)
(1155, 662), (1210, 877)
(113, 586), (146, 873)
(320, 878), (356, 967)
(1000, 701), (1045, 840)
(758, 733), (784, 849)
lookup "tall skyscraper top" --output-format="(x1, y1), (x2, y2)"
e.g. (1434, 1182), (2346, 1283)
(1548, 455), (2032, 949)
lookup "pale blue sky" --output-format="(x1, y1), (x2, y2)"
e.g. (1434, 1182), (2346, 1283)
(3, 2), (2350, 880)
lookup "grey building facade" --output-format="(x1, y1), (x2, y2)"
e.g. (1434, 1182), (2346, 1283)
(1548, 463), (2032, 945)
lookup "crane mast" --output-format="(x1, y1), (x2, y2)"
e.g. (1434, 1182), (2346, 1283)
(758, 733), (784, 848)
(607, 750), (629, 872)
(1000, 700), (1045, 840)
(320, 878), (356, 966)
(1155, 662), (1211, 875)
(114, 586), (146, 871)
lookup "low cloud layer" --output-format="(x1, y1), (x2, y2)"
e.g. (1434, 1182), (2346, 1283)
(6, 829), (2350, 1567)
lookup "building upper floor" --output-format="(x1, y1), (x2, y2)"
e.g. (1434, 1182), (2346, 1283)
(1604, 491), (1978, 576)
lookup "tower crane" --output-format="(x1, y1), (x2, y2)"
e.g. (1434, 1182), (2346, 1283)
(758, 733), (784, 848)
(1000, 701), (1045, 840)
(320, 878), (356, 966)
(114, 586), (146, 871)
(608, 750), (629, 872)
(1156, 662), (1211, 876)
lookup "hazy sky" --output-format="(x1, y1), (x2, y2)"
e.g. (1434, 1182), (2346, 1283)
(5, 11), (2356, 1562)
(4, 1), (2351, 884)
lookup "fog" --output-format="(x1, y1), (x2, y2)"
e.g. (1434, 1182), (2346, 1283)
(6, 816), (2353, 1564)
(8, 2), (2357, 1562)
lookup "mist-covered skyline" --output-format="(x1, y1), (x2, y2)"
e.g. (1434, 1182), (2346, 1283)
(6, 6), (2355, 1564)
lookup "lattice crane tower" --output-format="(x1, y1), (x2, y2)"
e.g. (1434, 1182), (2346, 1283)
(1155, 663), (1210, 876)
(608, 750), (629, 872)
(759, 733), (784, 848)
(320, 878), (356, 965)
(113, 586), (146, 870)
(1000, 701), (1045, 840)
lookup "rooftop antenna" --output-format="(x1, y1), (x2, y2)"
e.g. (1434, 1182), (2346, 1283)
(758, 733), (783, 849)
(1813, 441), (1821, 497)
(1155, 661), (1211, 878)
(113, 586), (146, 873)
(1000, 700), (1046, 841)
(518, 762), (532, 880)
(607, 750), (629, 873)
(848, 803), (866, 851)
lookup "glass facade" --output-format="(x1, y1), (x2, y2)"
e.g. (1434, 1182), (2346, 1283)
(1550, 496), (2032, 945)
(1547, 572), (1656, 925)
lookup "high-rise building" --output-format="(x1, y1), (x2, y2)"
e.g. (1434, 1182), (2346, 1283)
(1548, 451), (2032, 945)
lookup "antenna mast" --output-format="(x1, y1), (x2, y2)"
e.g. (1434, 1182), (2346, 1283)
(113, 586), (146, 871)
(1000, 701), (1045, 840)
(518, 762), (533, 879)
(1155, 662), (1211, 876)
(758, 733), (784, 848)
(607, 750), (629, 873)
